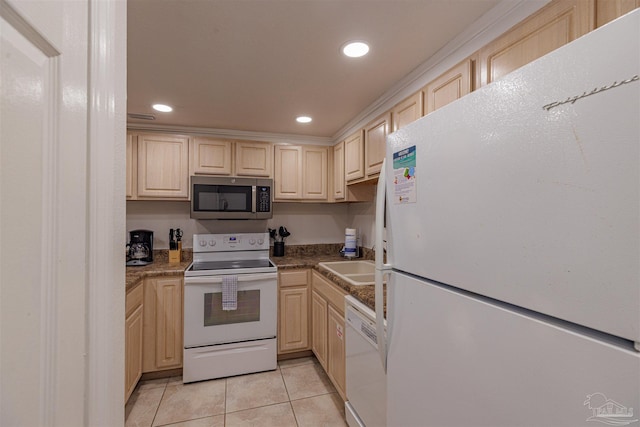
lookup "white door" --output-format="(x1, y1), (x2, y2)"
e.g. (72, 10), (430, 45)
(0, 0), (125, 425)
(387, 271), (640, 427)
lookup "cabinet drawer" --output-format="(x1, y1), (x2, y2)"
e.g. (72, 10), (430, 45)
(311, 271), (347, 316)
(126, 282), (143, 318)
(279, 270), (309, 287)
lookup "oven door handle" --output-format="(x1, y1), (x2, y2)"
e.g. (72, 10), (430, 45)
(184, 272), (278, 285)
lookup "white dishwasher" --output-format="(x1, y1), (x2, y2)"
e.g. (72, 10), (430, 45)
(345, 296), (386, 427)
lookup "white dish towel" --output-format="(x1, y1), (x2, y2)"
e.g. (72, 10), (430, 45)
(222, 275), (238, 311)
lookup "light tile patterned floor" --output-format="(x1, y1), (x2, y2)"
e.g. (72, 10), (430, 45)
(125, 357), (347, 427)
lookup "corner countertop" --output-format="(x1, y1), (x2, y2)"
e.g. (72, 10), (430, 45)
(271, 244), (383, 314)
(126, 244), (383, 313)
(126, 250), (192, 292)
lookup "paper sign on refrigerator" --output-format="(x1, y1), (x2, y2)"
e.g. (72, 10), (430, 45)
(393, 145), (417, 204)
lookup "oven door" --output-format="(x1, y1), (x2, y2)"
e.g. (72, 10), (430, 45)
(183, 272), (277, 348)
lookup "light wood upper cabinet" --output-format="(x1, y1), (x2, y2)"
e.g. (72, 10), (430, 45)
(333, 141), (345, 200)
(422, 58), (474, 115)
(190, 137), (232, 176)
(235, 141), (272, 177)
(344, 130), (365, 182)
(126, 133), (137, 200)
(143, 276), (183, 373)
(125, 283), (143, 402)
(274, 145), (302, 199)
(137, 133), (190, 199)
(596, 0), (639, 26)
(278, 270), (310, 354)
(479, 0), (595, 87)
(364, 112), (391, 177)
(392, 92), (424, 132)
(274, 145), (328, 201)
(302, 146), (328, 200)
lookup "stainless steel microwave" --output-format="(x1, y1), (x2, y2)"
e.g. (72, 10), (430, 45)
(190, 176), (272, 220)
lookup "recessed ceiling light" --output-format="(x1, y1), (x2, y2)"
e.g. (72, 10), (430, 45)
(152, 104), (173, 112)
(296, 116), (312, 123)
(342, 41), (369, 58)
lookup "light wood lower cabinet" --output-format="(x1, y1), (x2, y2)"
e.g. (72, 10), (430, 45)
(311, 290), (328, 370)
(278, 269), (311, 354)
(125, 283), (144, 403)
(142, 276), (183, 373)
(327, 304), (346, 399)
(311, 270), (347, 400)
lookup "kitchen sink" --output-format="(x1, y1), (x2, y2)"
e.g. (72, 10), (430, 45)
(318, 260), (381, 286)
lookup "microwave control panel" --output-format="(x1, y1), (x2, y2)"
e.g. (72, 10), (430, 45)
(257, 186), (271, 212)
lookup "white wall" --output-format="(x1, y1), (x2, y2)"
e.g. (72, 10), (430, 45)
(127, 201), (350, 248)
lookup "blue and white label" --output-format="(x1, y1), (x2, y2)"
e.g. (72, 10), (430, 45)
(393, 145), (417, 204)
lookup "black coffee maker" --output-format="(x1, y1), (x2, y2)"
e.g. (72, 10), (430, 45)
(126, 229), (153, 266)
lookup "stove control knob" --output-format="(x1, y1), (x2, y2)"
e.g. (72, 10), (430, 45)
(249, 238), (256, 245)
(199, 240), (206, 247)
(209, 240), (216, 247)
(257, 238), (264, 245)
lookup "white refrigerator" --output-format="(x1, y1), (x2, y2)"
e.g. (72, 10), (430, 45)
(375, 9), (640, 427)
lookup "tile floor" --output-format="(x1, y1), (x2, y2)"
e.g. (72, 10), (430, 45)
(125, 357), (347, 427)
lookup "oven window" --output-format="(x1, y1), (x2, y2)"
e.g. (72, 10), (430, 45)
(203, 290), (260, 326)
(193, 184), (252, 212)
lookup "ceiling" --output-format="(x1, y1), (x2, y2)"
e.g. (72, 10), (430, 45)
(127, 0), (501, 138)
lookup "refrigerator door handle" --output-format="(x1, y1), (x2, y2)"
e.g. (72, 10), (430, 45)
(375, 158), (391, 372)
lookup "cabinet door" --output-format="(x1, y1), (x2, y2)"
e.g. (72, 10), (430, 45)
(143, 276), (183, 372)
(311, 290), (328, 371)
(137, 134), (189, 199)
(364, 113), (391, 177)
(344, 130), (365, 182)
(327, 304), (346, 400)
(596, 0), (639, 27)
(126, 133), (137, 200)
(392, 92), (423, 132)
(274, 145), (302, 199)
(302, 146), (328, 200)
(190, 137), (232, 175)
(125, 304), (143, 402)
(279, 287), (310, 353)
(478, 0), (595, 86)
(422, 58), (473, 115)
(333, 142), (345, 200)
(125, 283), (143, 401)
(235, 141), (272, 177)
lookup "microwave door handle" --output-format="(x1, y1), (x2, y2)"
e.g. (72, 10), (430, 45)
(251, 186), (257, 213)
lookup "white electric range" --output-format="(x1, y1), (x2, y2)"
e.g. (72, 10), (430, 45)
(183, 232), (278, 383)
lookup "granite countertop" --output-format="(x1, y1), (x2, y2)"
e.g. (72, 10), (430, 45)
(126, 250), (192, 291)
(271, 244), (383, 314)
(126, 244), (384, 314)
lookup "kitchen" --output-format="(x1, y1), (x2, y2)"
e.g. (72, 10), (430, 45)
(2, 0), (638, 426)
